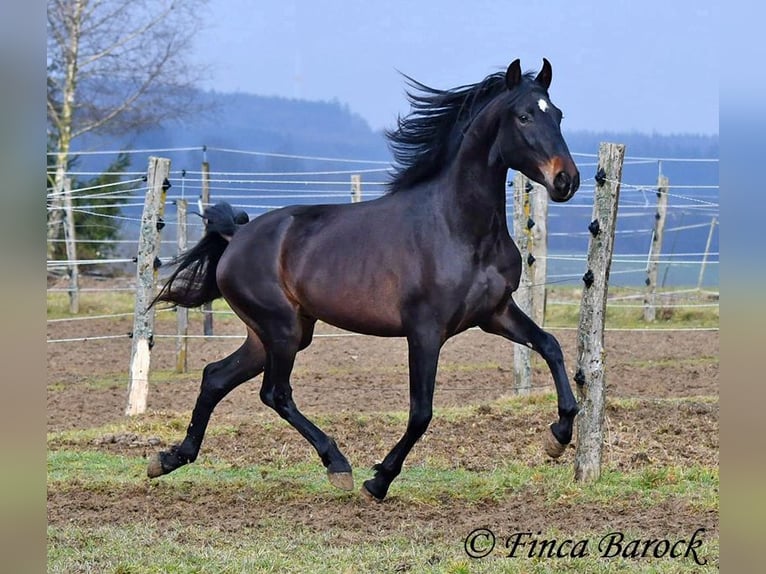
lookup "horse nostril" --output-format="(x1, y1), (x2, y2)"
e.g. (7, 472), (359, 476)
(554, 171), (571, 193)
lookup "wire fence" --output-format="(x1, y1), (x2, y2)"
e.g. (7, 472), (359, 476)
(47, 144), (719, 346)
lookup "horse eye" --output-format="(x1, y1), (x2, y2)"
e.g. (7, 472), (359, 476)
(518, 114), (530, 124)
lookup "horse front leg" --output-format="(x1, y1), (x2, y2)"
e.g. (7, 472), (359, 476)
(362, 330), (442, 501)
(481, 300), (579, 457)
(147, 331), (265, 477)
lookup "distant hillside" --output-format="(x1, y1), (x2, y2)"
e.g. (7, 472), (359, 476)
(74, 89), (718, 171)
(75, 90), (390, 173)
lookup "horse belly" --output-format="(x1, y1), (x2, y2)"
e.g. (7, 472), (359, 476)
(295, 270), (406, 337)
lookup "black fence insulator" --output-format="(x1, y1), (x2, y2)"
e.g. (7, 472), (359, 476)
(153, 256), (162, 270)
(588, 219), (600, 237)
(582, 269), (594, 288)
(127, 331), (133, 339)
(162, 178), (172, 192)
(156, 217), (165, 232)
(525, 181), (533, 193)
(655, 212), (661, 221)
(645, 277), (651, 286)
(181, 169), (187, 178)
(574, 368), (586, 386)
(141, 175), (148, 182)
(526, 217), (535, 230)
(131, 256), (138, 263)
(148, 334), (155, 350)
(595, 167), (607, 186)
(527, 254), (536, 266)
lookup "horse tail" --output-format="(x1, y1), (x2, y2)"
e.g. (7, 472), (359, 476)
(151, 202), (249, 309)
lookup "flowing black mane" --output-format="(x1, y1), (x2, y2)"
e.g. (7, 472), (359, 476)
(386, 71), (537, 193)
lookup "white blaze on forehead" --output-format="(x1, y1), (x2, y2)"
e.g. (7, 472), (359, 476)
(537, 98), (549, 112)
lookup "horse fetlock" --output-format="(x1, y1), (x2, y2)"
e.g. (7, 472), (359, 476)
(559, 403), (580, 420)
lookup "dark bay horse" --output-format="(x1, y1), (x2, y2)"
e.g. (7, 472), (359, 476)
(148, 58), (580, 501)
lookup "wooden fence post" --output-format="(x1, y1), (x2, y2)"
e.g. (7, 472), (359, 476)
(529, 179), (548, 327)
(643, 174), (669, 321)
(512, 173), (534, 394)
(697, 216), (717, 290)
(201, 158), (214, 336)
(175, 199), (189, 374)
(574, 142), (625, 483)
(62, 177), (79, 314)
(126, 157), (170, 416)
(511, 173), (550, 393)
(351, 174), (362, 203)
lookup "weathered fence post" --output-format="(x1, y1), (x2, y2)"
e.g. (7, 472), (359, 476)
(62, 177), (79, 314)
(574, 142), (625, 482)
(175, 198), (189, 373)
(697, 216), (717, 290)
(529, 179), (548, 327)
(351, 174), (362, 203)
(201, 156), (214, 337)
(511, 172), (549, 394)
(643, 174), (669, 321)
(512, 173), (534, 394)
(126, 157), (170, 416)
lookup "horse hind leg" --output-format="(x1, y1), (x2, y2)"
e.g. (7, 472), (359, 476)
(147, 329), (265, 478)
(258, 316), (354, 491)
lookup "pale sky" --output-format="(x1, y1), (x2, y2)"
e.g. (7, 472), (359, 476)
(190, 0), (718, 135)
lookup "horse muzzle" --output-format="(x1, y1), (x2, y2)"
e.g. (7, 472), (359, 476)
(539, 156), (579, 202)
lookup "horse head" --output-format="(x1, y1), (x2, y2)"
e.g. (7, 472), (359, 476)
(489, 58), (580, 202)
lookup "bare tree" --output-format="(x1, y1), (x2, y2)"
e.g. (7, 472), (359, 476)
(47, 0), (208, 257)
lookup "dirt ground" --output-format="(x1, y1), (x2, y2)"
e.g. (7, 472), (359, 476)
(47, 293), (719, 548)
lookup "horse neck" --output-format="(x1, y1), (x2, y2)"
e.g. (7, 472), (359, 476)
(442, 99), (509, 234)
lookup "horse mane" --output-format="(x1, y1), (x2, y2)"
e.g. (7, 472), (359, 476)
(386, 70), (537, 193)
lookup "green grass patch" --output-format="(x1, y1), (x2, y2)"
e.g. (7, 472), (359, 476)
(47, 290), (136, 319)
(47, 417), (239, 448)
(47, 448), (718, 513)
(545, 286), (719, 329)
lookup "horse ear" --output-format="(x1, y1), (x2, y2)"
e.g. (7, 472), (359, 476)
(505, 59), (522, 90)
(535, 58), (552, 90)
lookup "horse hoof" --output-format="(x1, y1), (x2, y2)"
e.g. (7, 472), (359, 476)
(360, 484), (383, 503)
(327, 471), (354, 491)
(543, 426), (567, 459)
(146, 453), (165, 478)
